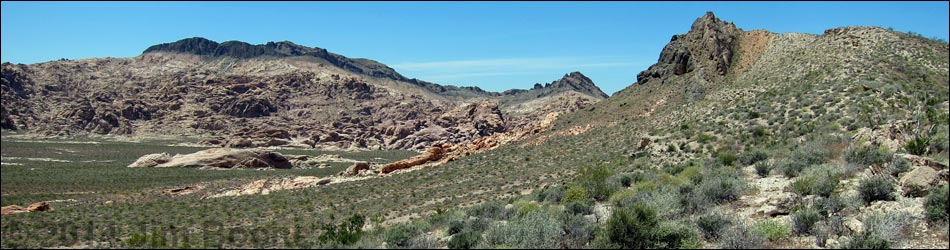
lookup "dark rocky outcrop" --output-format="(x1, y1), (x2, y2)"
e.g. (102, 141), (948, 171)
(637, 11), (741, 84)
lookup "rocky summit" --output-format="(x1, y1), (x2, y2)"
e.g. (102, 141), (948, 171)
(1, 38), (608, 150)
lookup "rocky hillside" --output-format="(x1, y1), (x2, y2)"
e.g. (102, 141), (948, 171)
(0, 38), (608, 150)
(385, 12), (948, 249)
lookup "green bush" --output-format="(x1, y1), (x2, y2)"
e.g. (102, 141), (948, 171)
(791, 165), (840, 197)
(791, 207), (821, 235)
(716, 150), (738, 166)
(697, 212), (734, 240)
(448, 230), (481, 249)
(318, 214), (365, 246)
(738, 150), (769, 166)
(606, 204), (658, 249)
(842, 232), (891, 249)
(124, 230), (167, 248)
(561, 214), (595, 249)
(904, 135), (930, 155)
(857, 174), (896, 205)
(482, 210), (562, 249)
(467, 201), (510, 221)
(924, 185), (949, 224)
(718, 223), (765, 249)
(652, 221), (700, 249)
(562, 185), (590, 204)
(689, 169), (744, 211)
(752, 219), (790, 241)
(575, 165), (616, 202)
(564, 200), (593, 215)
(608, 189), (636, 207)
(447, 220), (465, 235)
(846, 143), (893, 167)
(754, 161), (772, 177)
(887, 157), (911, 177)
(384, 222), (423, 248)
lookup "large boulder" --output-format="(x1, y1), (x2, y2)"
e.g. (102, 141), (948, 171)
(129, 148), (293, 169)
(127, 153), (172, 168)
(900, 165), (940, 197)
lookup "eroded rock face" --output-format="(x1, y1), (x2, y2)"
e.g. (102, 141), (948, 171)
(637, 11), (741, 84)
(129, 148), (292, 169)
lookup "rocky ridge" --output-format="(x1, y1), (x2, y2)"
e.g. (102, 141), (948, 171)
(1, 39), (609, 151)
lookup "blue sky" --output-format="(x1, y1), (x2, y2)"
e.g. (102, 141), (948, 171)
(2, 1), (948, 95)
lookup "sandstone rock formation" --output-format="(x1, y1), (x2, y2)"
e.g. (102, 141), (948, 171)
(380, 146), (445, 174)
(128, 148), (293, 169)
(1, 202), (53, 216)
(1, 38), (608, 151)
(206, 176), (331, 198)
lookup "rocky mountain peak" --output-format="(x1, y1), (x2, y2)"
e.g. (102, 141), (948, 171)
(636, 11), (742, 84)
(549, 72), (608, 98)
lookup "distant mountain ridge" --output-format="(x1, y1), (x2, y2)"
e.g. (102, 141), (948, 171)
(144, 37), (609, 99)
(1, 37), (609, 150)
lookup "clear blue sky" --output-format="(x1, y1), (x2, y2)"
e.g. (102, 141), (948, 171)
(2, 1), (948, 95)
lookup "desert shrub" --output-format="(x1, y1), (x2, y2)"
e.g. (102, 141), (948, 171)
(124, 230), (168, 248)
(467, 201), (509, 221)
(858, 174), (897, 205)
(562, 185), (590, 204)
(618, 174), (634, 187)
(512, 200), (540, 216)
(718, 223), (765, 249)
(576, 165), (616, 202)
(448, 230), (481, 249)
(606, 204), (658, 249)
(887, 157), (911, 177)
(465, 217), (491, 233)
(738, 150), (769, 166)
(564, 200), (593, 216)
(752, 219), (790, 241)
(846, 143), (893, 167)
(779, 139), (838, 177)
(318, 214), (365, 246)
(634, 188), (684, 219)
(653, 221), (700, 249)
(447, 220), (465, 235)
(863, 210), (913, 243)
(697, 212), (734, 240)
(692, 169), (744, 206)
(842, 232), (891, 249)
(482, 210), (562, 249)
(791, 165), (840, 197)
(428, 208), (465, 227)
(407, 235), (439, 249)
(791, 206), (821, 235)
(924, 185), (949, 224)
(716, 150), (738, 166)
(383, 222), (423, 248)
(535, 185), (565, 203)
(754, 161), (772, 177)
(814, 195), (846, 217)
(904, 135), (930, 155)
(608, 189), (636, 207)
(776, 159), (808, 178)
(561, 214), (595, 249)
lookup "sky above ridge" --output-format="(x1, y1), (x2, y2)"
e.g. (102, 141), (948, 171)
(2, 1), (948, 96)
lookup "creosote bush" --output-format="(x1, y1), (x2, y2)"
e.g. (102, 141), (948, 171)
(858, 174), (897, 205)
(924, 185), (949, 224)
